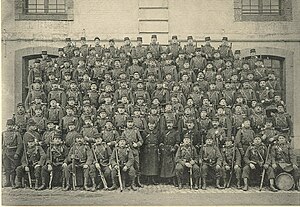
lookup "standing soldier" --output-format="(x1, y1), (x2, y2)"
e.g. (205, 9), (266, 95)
(94, 37), (103, 57)
(47, 80), (67, 108)
(190, 48), (207, 73)
(248, 48), (258, 70)
(132, 37), (146, 64)
(100, 119), (119, 150)
(175, 135), (200, 190)
(63, 37), (75, 59)
(147, 35), (162, 60)
(183, 36), (196, 60)
(39, 134), (68, 190)
(222, 137), (242, 188)
(79, 37), (89, 59)
(199, 136), (224, 190)
(141, 120), (160, 185)
(218, 37), (233, 61)
(260, 118), (279, 145)
(65, 121), (80, 148)
(242, 135), (277, 192)
(2, 119), (23, 187)
(14, 103), (29, 135)
(167, 35), (182, 60)
(235, 119), (255, 156)
(120, 117), (144, 188)
(160, 120), (180, 185)
(271, 134), (299, 191)
(201, 37), (215, 61)
(120, 37), (133, 57)
(23, 119), (42, 144)
(206, 118), (226, 148)
(14, 135), (46, 189)
(273, 104), (293, 139)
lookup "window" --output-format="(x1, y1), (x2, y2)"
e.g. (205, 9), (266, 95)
(26, 0), (66, 14)
(242, 0), (280, 15)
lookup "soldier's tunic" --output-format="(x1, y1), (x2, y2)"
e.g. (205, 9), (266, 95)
(48, 89), (67, 107)
(250, 112), (266, 133)
(41, 129), (56, 150)
(25, 89), (47, 110)
(200, 144), (224, 178)
(114, 113), (128, 131)
(80, 44), (89, 58)
(71, 55), (81, 69)
(260, 127), (278, 144)
(206, 127), (226, 147)
(15, 111), (29, 134)
(167, 43), (182, 59)
(201, 45), (215, 60)
(216, 114), (232, 138)
(2, 129), (23, 175)
(184, 44), (196, 58)
(219, 44), (233, 60)
(222, 89), (236, 106)
(100, 129), (119, 148)
(141, 127), (160, 176)
(190, 55), (207, 72)
(46, 106), (63, 125)
(235, 127), (255, 155)
(65, 129), (81, 148)
(222, 145), (242, 180)
(274, 112), (293, 137)
(23, 129), (42, 145)
(160, 129), (180, 178)
(60, 115), (78, 133)
(132, 45), (146, 60)
(63, 45), (75, 59)
(95, 45), (104, 57)
(242, 143), (274, 180)
(147, 43), (162, 60)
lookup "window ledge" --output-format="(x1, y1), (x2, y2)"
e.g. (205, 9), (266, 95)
(241, 14), (289, 22)
(15, 13), (73, 21)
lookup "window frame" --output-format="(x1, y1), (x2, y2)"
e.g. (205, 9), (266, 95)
(241, 0), (281, 15)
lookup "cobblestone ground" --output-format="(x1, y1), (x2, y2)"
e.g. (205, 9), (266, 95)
(2, 184), (300, 206)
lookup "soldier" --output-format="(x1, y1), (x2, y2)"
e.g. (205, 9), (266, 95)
(108, 39), (119, 58)
(141, 120), (161, 185)
(40, 120), (57, 151)
(190, 48), (207, 73)
(89, 134), (112, 190)
(183, 36), (196, 60)
(54, 48), (66, 69)
(79, 37), (89, 59)
(248, 48), (258, 70)
(71, 47), (81, 69)
(86, 47), (97, 70)
(23, 119), (42, 145)
(47, 80), (67, 108)
(273, 104), (293, 138)
(250, 104), (266, 133)
(63, 37), (75, 59)
(253, 57), (267, 81)
(60, 106), (79, 134)
(91, 58), (106, 83)
(215, 106), (232, 138)
(235, 119), (255, 156)
(218, 37), (233, 61)
(239, 80), (257, 103)
(233, 50), (243, 72)
(181, 118), (200, 148)
(127, 55), (144, 78)
(46, 99), (63, 126)
(25, 81), (47, 111)
(120, 37), (133, 57)
(167, 35), (182, 59)
(80, 116), (99, 144)
(87, 82), (100, 108)
(14, 135), (46, 189)
(14, 103), (29, 135)
(94, 37), (103, 57)
(132, 37), (146, 63)
(206, 117), (226, 148)
(242, 135), (277, 192)
(2, 119), (23, 187)
(271, 134), (299, 190)
(27, 59), (43, 88)
(160, 120), (180, 185)
(109, 137), (136, 191)
(175, 135), (200, 190)
(201, 36), (215, 60)
(199, 136), (224, 190)
(222, 137), (242, 188)
(39, 134), (68, 190)
(62, 135), (94, 191)
(65, 121), (81, 148)
(222, 80), (236, 106)
(114, 80), (134, 104)
(113, 104), (129, 132)
(212, 50), (225, 72)
(100, 119), (119, 150)
(147, 34), (162, 60)
(197, 109), (211, 138)
(260, 118), (279, 145)
(73, 57), (88, 84)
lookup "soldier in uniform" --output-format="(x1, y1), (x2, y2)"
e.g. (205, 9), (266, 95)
(271, 134), (299, 190)
(167, 35), (182, 59)
(147, 35), (162, 60)
(54, 48), (66, 69)
(242, 135), (277, 192)
(206, 117), (226, 148)
(222, 137), (242, 188)
(120, 37), (133, 57)
(94, 37), (103, 57)
(260, 118), (279, 145)
(108, 39), (119, 58)
(201, 37), (215, 61)
(62, 135), (94, 191)
(250, 104), (266, 133)
(79, 37), (89, 59)
(80, 116), (99, 144)
(2, 119), (23, 187)
(100, 119), (119, 150)
(14, 135), (46, 189)
(109, 137), (136, 191)
(63, 37), (75, 59)
(46, 99), (64, 126)
(175, 135), (200, 190)
(47, 80), (67, 108)
(199, 136), (225, 189)
(248, 48), (258, 70)
(65, 121), (80, 148)
(23, 119), (42, 145)
(218, 37), (233, 61)
(14, 103), (29, 135)
(132, 37), (146, 64)
(39, 134), (68, 190)
(235, 119), (255, 156)
(273, 104), (293, 139)
(113, 104), (129, 132)
(60, 106), (78, 135)
(183, 36), (196, 60)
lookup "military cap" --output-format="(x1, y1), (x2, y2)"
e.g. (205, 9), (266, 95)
(46, 120), (55, 125)
(131, 55), (138, 59)
(17, 103), (24, 107)
(183, 134), (191, 139)
(137, 37), (143, 41)
(276, 103), (285, 108)
(127, 117), (133, 122)
(212, 117), (219, 122)
(65, 105), (74, 110)
(202, 94), (209, 99)
(259, 77), (268, 82)
(42, 51), (47, 55)
(105, 118), (113, 123)
(124, 37), (130, 41)
(224, 136), (233, 142)
(133, 106), (141, 111)
(137, 79), (144, 84)
(83, 101), (91, 107)
(102, 93), (111, 99)
(265, 117), (274, 123)
(58, 48), (64, 52)
(89, 47), (95, 51)
(27, 119), (36, 126)
(234, 50), (241, 54)
(277, 133), (287, 139)
(166, 119), (174, 123)
(242, 61), (250, 66)
(274, 91), (281, 97)
(109, 39), (114, 42)
(73, 47), (80, 51)
(95, 57), (102, 62)
(119, 49), (125, 54)
(179, 50), (185, 55)
(104, 48), (110, 53)
(222, 37), (228, 41)
(6, 119), (14, 126)
(35, 59), (41, 63)
(205, 36), (211, 41)
(117, 104), (125, 108)
(63, 58), (70, 63)
(225, 79), (231, 84)
(34, 105), (43, 111)
(199, 108), (207, 112)
(98, 108), (107, 113)
(46, 57), (52, 62)
(65, 38), (71, 42)
(84, 115), (92, 120)
(94, 37), (100, 41)
(166, 54), (173, 60)
(187, 36), (193, 40)
(250, 48), (256, 53)
(148, 119), (156, 125)
(213, 50), (220, 54)
(254, 134), (261, 139)
(185, 118), (194, 123)
(195, 47), (202, 52)
(81, 37), (86, 41)
(146, 50), (153, 54)
(151, 34), (157, 39)
(94, 133), (102, 138)
(235, 93), (243, 98)
(114, 57), (120, 62)
(171, 35), (178, 40)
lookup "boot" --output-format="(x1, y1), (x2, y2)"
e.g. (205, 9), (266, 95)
(172, 177), (178, 187)
(38, 176), (46, 190)
(177, 176), (182, 190)
(35, 179), (39, 190)
(4, 174), (11, 187)
(136, 176), (144, 188)
(83, 178), (90, 191)
(108, 178), (118, 191)
(63, 179), (71, 191)
(269, 179), (278, 192)
(90, 178), (96, 192)
(131, 179), (137, 191)
(216, 178), (225, 189)
(202, 178), (207, 190)
(237, 179), (242, 189)
(242, 178), (248, 191)
(10, 175), (16, 188)
(193, 178), (199, 190)
(151, 177), (158, 185)
(12, 177), (22, 189)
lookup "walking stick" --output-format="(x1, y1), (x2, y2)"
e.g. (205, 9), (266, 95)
(71, 157), (77, 190)
(259, 144), (271, 191)
(23, 141), (32, 188)
(48, 133), (54, 189)
(226, 142), (236, 188)
(189, 167), (193, 190)
(91, 145), (108, 189)
(115, 149), (123, 192)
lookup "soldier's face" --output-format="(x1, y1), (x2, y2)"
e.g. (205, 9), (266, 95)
(244, 121), (250, 128)
(231, 75), (238, 81)
(220, 99), (226, 105)
(120, 53), (126, 58)
(29, 125), (37, 131)
(151, 38), (157, 43)
(35, 109), (42, 116)
(17, 106), (25, 112)
(278, 136), (286, 144)
(109, 41), (114, 46)
(52, 84), (59, 89)
(253, 137), (261, 145)
(171, 39), (177, 44)
(243, 64), (249, 70)
(277, 106), (284, 113)
(28, 141), (35, 148)
(96, 138), (103, 144)
(274, 96), (281, 101)
(137, 83), (143, 89)
(187, 123), (194, 129)
(167, 123), (174, 129)
(64, 62), (70, 67)
(127, 122), (134, 128)
(118, 108), (125, 113)
(137, 40), (142, 46)
(187, 99), (193, 105)
(150, 109), (158, 114)
(183, 138), (190, 145)
(68, 125), (75, 131)
(99, 112), (107, 118)
(237, 98), (243, 103)
(161, 54), (167, 59)
(47, 123), (55, 129)
(79, 60), (85, 66)
(132, 59), (138, 64)
(95, 39), (100, 45)
(134, 110), (141, 116)
(265, 122), (272, 128)
(7, 125), (14, 130)
(225, 140), (232, 146)
(166, 74), (172, 80)
(76, 137), (83, 144)
(206, 139), (213, 145)
(119, 140), (126, 147)
(203, 99), (209, 105)
(216, 75), (222, 80)
(255, 106), (262, 113)
(105, 122), (113, 129)
(165, 105), (172, 111)
(58, 51), (64, 56)
(183, 63), (189, 68)
(125, 40), (130, 45)
(225, 62), (232, 67)
(205, 41), (210, 45)
(214, 53), (220, 59)
(195, 51), (201, 55)
(85, 120), (92, 126)
(250, 52), (256, 56)
(217, 109), (224, 115)
(50, 101), (57, 107)
(210, 84), (216, 89)
(247, 74), (254, 80)
(188, 39), (193, 44)
(200, 111), (207, 118)
(74, 50), (80, 56)
(148, 123), (155, 130)
(152, 99), (159, 105)
(212, 121), (219, 127)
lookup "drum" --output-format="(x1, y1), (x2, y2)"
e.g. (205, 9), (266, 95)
(275, 172), (294, 191)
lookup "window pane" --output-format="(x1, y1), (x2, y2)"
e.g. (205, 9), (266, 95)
(37, 0), (44, 4)
(57, 5), (65, 10)
(49, 0), (57, 4)
(272, 60), (281, 68)
(263, 0), (271, 6)
(28, 0), (37, 4)
(271, 0), (280, 5)
(264, 59), (272, 68)
(242, 0), (250, 5)
(57, 0), (65, 4)
(48, 4), (57, 11)
(251, 0), (259, 6)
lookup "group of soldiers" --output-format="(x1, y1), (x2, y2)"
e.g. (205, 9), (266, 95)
(2, 35), (299, 193)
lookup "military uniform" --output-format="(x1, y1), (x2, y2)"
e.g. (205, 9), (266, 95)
(100, 126), (119, 148)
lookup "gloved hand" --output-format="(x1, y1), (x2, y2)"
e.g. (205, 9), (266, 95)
(14, 154), (19, 159)
(225, 165), (230, 170)
(249, 163), (256, 169)
(95, 163), (101, 169)
(47, 165), (53, 171)
(185, 163), (192, 168)
(25, 166), (30, 172)
(62, 163), (67, 168)
(123, 166), (128, 172)
(83, 164), (88, 169)
(263, 164), (269, 169)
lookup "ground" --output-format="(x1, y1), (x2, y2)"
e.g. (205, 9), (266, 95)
(2, 185), (300, 206)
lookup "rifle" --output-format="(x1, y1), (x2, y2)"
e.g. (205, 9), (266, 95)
(199, 132), (204, 188)
(115, 148), (123, 192)
(71, 156), (77, 190)
(23, 141), (32, 188)
(189, 167), (193, 190)
(91, 145), (108, 190)
(48, 133), (54, 189)
(259, 144), (271, 191)
(226, 141), (236, 188)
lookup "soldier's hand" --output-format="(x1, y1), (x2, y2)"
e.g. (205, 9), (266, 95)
(47, 165), (53, 171)
(216, 165), (221, 170)
(249, 163), (256, 169)
(107, 142), (111, 146)
(263, 164), (269, 169)
(35, 164), (41, 169)
(234, 165), (239, 170)
(225, 165), (230, 170)
(114, 165), (119, 170)
(25, 166), (30, 172)
(13, 154), (19, 159)
(62, 163), (67, 168)
(293, 164), (298, 170)
(123, 166), (128, 172)
(71, 154), (75, 159)
(269, 137), (274, 142)
(272, 164), (277, 169)
(185, 163), (192, 168)
(83, 164), (88, 169)
(170, 147), (176, 152)
(133, 143), (138, 148)
(95, 163), (101, 169)
(190, 160), (195, 165)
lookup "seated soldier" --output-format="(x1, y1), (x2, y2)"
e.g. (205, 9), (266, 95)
(175, 134), (200, 190)
(242, 135), (277, 192)
(109, 137), (136, 191)
(271, 134), (299, 191)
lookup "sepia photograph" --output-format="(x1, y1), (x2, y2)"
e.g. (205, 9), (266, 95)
(1, 0), (300, 205)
